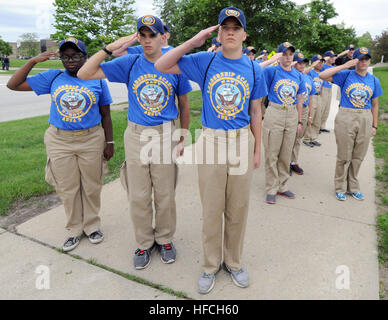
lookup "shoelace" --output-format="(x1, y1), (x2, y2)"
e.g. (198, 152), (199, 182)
(135, 249), (146, 256)
(163, 244), (172, 250)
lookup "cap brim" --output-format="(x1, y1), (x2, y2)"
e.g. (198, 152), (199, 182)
(358, 54), (371, 59)
(59, 41), (84, 54)
(138, 25), (159, 34)
(220, 16), (244, 29)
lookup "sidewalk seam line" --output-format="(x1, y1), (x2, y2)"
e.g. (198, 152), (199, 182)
(8, 229), (194, 300)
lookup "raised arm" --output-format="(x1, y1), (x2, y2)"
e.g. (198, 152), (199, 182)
(155, 25), (220, 74)
(303, 60), (321, 74)
(7, 50), (58, 91)
(112, 33), (138, 57)
(78, 34), (138, 80)
(319, 59), (359, 82)
(259, 53), (282, 69)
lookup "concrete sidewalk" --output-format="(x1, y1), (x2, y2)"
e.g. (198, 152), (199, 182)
(1, 85), (380, 300)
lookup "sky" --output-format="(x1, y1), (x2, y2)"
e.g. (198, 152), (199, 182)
(0, 0), (387, 43)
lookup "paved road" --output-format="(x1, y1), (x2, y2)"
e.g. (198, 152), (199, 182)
(0, 75), (128, 123)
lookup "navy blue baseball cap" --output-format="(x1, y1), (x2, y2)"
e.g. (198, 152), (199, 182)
(324, 50), (337, 57)
(260, 50), (268, 55)
(353, 47), (371, 59)
(294, 52), (309, 63)
(277, 42), (295, 53)
(218, 7), (246, 30)
(311, 54), (325, 63)
(59, 38), (87, 55)
(137, 15), (164, 34)
(163, 22), (170, 33)
(347, 44), (355, 50)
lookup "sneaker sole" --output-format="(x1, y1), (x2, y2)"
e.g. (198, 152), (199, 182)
(89, 236), (104, 244)
(135, 255), (152, 270)
(351, 194), (364, 201)
(198, 279), (215, 294)
(266, 200), (276, 204)
(223, 263), (249, 288)
(63, 241), (80, 252)
(277, 192), (296, 199)
(161, 257), (176, 264)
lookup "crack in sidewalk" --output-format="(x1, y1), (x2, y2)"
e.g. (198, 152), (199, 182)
(4, 229), (194, 300)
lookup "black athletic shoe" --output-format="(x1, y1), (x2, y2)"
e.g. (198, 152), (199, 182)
(311, 141), (322, 147)
(290, 164), (304, 175)
(303, 141), (314, 148)
(320, 128), (330, 133)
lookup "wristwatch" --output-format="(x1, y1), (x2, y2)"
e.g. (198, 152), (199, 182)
(372, 125), (378, 130)
(298, 121), (303, 125)
(102, 46), (112, 55)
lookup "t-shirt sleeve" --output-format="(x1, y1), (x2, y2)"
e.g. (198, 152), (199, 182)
(100, 54), (138, 84)
(177, 52), (213, 85)
(176, 74), (192, 96)
(263, 66), (275, 88)
(26, 69), (62, 95)
(98, 79), (113, 106)
(251, 64), (268, 100)
(297, 74), (307, 95)
(332, 70), (351, 88)
(126, 45), (143, 55)
(372, 76), (383, 99)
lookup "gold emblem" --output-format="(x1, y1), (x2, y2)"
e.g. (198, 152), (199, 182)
(142, 15), (155, 25)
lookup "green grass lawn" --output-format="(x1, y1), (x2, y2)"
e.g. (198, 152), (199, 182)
(0, 69), (49, 76)
(0, 91), (203, 216)
(10, 59), (64, 69)
(374, 67), (388, 263)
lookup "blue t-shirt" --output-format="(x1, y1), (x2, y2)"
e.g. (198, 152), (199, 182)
(321, 64), (333, 88)
(100, 54), (192, 126)
(263, 65), (306, 106)
(308, 69), (323, 95)
(27, 69), (112, 130)
(256, 59), (263, 64)
(332, 70), (383, 109)
(177, 51), (267, 130)
(301, 73), (316, 107)
(127, 45), (174, 55)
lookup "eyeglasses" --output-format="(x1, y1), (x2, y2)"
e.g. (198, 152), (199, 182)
(60, 54), (84, 62)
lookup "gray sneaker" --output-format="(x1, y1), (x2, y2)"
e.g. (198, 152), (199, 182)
(88, 230), (104, 244)
(158, 242), (176, 264)
(223, 262), (250, 288)
(134, 244), (154, 270)
(266, 194), (276, 204)
(63, 236), (81, 252)
(198, 272), (216, 294)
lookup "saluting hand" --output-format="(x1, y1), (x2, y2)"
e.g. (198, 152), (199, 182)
(344, 58), (359, 69)
(32, 50), (59, 64)
(189, 25), (220, 49)
(106, 33), (138, 52)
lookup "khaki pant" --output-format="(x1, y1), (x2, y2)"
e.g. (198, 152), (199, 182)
(320, 86), (332, 130)
(196, 126), (254, 274)
(44, 125), (106, 237)
(291, 106), (309, 163)
(334, 107), (373, 193)
(304, 94), (322, 142)
(121, 120), (178, 250)
(262, 102), (298, 195)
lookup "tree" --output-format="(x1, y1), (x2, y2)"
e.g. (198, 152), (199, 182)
(372, 30), (388, 63)
(51, 0), (137, 56)
(0, 37), (13, 56)
(153, 0), (357, 57)
(18, 33), (40, 57)
(357, 32), (373, 49)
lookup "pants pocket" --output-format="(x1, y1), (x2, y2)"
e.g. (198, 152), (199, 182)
(45, 157), (57, 187)
(120, 161), (129, 192)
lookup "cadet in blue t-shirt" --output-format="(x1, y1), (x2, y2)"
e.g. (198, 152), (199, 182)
(78, 15), (192, 270)
(7, 38), (114, 252)
(290, 52), (316, 175)
(261, 42), (306, 204)
(155, 6), (267, 294)
(303, 54), (325, 147)
(320, 47), (383, 202)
